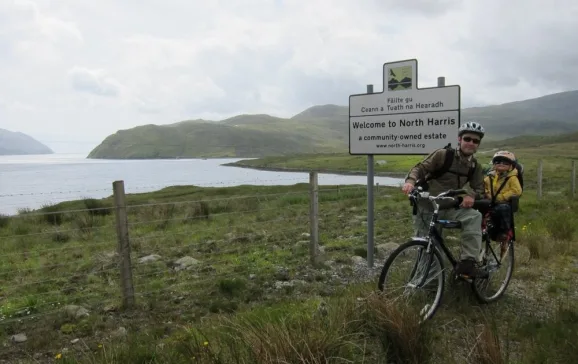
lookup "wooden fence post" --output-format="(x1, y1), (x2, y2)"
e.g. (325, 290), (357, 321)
(113, 180), (135, 309)
(537, 160), (543, 199)
(309, 172), (319, 266)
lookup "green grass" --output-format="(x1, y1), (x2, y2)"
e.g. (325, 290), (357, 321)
(1, 150), (578, 362)
(227, 134), (578, 193)
(224, 153), (421, 177)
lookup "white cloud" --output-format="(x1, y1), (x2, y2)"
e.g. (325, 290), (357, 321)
(0, 0), (576, 153)
(68, 66), (122, 97)
(1, 0), (82, 62)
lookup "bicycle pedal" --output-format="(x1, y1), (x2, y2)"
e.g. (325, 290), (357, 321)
(455, 273), (473, 283)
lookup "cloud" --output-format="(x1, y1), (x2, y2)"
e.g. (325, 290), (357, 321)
(445, 0), (578, 105)
(461, 1), (578, 91)
(0, 0), (577, 152)
(0, 95), (36, 112)
(375, 0), (464, 16)
(0, 0), (83, 63)
(68, 66), (122, 97)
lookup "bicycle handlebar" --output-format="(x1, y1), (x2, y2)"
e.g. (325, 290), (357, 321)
(408, 187), (466, 201)
(409, 187), (492, 212)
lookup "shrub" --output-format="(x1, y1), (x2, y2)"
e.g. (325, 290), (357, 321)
(0, 214), (10, 228)
(83, 198), (113, 217)
(40, 203), (65, 225)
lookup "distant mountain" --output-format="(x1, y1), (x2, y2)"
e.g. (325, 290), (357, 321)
(461, 90), (578, 139)
(87, 90), (578, 159)
(291, 104), (348, 121)
(0, 129), (54, 156)
(87, 114), (347, 159)
(482, 130), (578, 149)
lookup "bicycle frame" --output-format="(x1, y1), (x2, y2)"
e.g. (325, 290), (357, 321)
(480, 207), (516, 272)
(408, 187), (493, 286)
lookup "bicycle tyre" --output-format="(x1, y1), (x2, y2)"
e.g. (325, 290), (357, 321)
(377, 239), (446, 322)
(471, 240), (515, 303)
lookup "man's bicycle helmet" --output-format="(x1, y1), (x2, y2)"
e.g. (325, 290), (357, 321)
(458, 121), (485, 139)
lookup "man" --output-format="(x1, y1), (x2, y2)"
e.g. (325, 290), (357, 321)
(401, 121), (486, 278)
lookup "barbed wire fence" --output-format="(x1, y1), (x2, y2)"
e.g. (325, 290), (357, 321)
(0, 174), (415, 337)
(533, 159), (576, 198)
(0, 161), (576, 351)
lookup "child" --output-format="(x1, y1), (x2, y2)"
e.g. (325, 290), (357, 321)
(483, 151), (523, 243)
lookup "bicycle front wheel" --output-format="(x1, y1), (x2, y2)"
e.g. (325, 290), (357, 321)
(377, 240), (445, 323)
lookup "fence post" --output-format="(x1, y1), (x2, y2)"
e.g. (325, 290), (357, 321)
(570, 161), (576, 198)
(537, 160), (543, 199)
(309, 172), (319, 266)
(113, 180), (135, 309)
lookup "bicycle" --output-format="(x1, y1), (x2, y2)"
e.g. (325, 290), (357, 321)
(376, 186), (515, 322)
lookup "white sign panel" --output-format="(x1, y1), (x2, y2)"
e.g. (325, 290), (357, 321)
(349, 59), (461, 155)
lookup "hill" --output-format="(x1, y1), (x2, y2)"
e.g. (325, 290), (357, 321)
(462, 90), (578, 138)
(87, 90), (578, 159)
(87, 113), (347, 159)
(0, 128), (54, 155)
(482, 130), (578, 149)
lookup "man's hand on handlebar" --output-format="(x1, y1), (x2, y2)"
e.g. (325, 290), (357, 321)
(402, 182), (414, 195)
(460, 195), (474, 208)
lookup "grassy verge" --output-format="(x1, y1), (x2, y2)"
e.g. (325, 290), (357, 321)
(224, 139), (578, 192)
(223, 153), (418, 177)
(0, 179), (577, 362)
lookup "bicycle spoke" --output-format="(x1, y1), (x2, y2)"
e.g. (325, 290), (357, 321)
(378, 241), (445, 322)
(472, 240), (514, 303)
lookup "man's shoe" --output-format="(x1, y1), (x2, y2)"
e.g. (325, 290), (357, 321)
(455, 259), (488, 279)
(455, 259), (475, 276)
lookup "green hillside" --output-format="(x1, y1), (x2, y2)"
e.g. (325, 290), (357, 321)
(87, 114), (347, 159)
(462, 90), (578, 138)
(87, 90), (578, 159)
(482, 130), (578, 149)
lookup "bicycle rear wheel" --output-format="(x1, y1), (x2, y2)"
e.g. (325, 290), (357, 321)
(471, 239), (515, 303)
(377, 240), (445, 323)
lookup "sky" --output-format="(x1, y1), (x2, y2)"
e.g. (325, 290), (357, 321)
(0, 0), (577, 154)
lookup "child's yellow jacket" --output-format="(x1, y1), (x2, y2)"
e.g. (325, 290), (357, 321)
(484, 168), (522, 203)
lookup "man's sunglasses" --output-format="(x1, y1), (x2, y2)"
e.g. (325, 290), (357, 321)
(462, 136), (481, 144)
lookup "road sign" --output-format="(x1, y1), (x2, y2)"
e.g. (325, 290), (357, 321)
(349, 59), (460, 155)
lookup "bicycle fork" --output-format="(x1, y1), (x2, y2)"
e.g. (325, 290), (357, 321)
(409, 240), (441, 289)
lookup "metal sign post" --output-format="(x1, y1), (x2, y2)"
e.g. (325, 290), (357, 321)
(366, 84), (375, 268)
